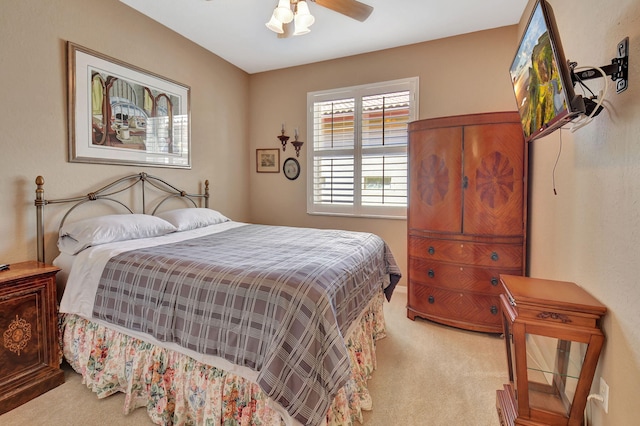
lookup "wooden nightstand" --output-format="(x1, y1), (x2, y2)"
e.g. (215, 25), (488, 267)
(0, 261), (65, 414)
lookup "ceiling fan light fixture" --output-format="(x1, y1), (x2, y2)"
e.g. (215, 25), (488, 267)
(293, 16), (312, 35)
(294, 1), (315, 28)
(266, 14), (284, 34)
(293, 24), (311, 36)
(273, 0), (294, 24)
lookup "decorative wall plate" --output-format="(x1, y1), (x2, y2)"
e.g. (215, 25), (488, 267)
(283, 157), (300, 180)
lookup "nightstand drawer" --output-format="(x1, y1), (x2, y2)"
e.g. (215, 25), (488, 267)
(0, 290), (48, 379)
(0, 261), (64, 414)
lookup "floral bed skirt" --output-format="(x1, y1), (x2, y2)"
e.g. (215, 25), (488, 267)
(60, 291), (386, 426)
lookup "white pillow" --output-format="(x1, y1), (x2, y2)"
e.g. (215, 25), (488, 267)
(155, 208), (229, 231)
(58, 214), (177, 255)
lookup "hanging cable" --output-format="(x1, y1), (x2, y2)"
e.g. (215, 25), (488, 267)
(584, 393), (605, 425)
(552, 128), (563, 195)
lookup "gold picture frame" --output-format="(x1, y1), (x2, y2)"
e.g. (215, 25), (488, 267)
(67, 42), (191, 168)
(256, 148), (280, 173)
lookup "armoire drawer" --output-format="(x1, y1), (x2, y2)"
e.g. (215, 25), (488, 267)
(408, 236), (523, 268)
(409, 257), (521, 295)
(407, 282), (502, 332)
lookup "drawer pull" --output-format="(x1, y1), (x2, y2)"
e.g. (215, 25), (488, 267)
(428, 269), (435, 278)
(428, 295), (435, 304)
(428, 246), (435, 255)
(491, 252), (499, 261)
(490, 305), (498, 315)
(491, 277), (499, 286)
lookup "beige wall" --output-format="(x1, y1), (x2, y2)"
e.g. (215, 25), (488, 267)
(3, 0), (638, 424)
(248, 26), (520, 285)
(522, 0), (640, 424)
(0, 0), (250, 264)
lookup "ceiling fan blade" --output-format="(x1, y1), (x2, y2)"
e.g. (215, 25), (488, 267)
(313, 0), (373, 22)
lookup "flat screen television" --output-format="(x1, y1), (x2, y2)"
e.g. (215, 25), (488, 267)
(510, 0), (585, 142)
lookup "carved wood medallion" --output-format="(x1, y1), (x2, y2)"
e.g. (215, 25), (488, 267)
(476, 151), (514, 208)
(3, 315), (32, 355)
(417, 154), (449, 206)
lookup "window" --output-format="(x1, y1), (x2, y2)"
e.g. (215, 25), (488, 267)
(306, 77), (418, 218)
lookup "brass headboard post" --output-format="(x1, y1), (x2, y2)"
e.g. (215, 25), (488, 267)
(205, 180), (210, 208)
(35, 176), (46, 263)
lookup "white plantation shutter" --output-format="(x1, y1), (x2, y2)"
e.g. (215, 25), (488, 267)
(307, 78), (418, 218)
(312, 98), (355, 207)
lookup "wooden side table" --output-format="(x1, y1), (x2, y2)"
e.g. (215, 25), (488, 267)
(496, 275), (606, 426)
(0, 261), (64, 414)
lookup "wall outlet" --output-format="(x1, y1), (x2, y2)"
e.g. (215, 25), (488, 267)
(599, 377), (610, 413)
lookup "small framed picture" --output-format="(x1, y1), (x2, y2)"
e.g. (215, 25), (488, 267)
(256, 148), (280, 173)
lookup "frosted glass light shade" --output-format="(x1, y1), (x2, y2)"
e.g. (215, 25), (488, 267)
(295, 1), (315, 28)
(293, 26), (311, 36)
(293, 20), (311, 36)
(274, 0), (294, 23)
(266, 14), (284, 33)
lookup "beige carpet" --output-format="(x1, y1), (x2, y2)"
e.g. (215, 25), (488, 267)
(0, 288), (507, 425)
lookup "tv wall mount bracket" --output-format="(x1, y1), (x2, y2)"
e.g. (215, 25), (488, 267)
(570, 37), (629, 94)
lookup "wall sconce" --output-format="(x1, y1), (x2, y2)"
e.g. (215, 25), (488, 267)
(277, 124), (290, 151)
(291, 128), (304, 157)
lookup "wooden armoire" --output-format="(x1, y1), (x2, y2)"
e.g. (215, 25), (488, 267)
(407, 112), (527, 333)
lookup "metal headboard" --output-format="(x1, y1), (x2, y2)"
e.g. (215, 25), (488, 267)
(34, 172), (209, 263)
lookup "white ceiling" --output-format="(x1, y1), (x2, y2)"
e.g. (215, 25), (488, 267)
(119, 0), (528, 74)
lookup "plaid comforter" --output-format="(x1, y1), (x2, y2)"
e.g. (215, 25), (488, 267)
(92, 224), (400, 425)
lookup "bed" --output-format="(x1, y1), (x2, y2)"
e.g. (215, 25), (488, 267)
(34, 173), (401, 426)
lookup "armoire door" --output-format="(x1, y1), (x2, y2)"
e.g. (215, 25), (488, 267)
(462, 122), (524, 236)
(409, 126), (463, 233)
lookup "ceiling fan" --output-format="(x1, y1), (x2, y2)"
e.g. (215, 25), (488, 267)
(267, 0), (373, 38)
